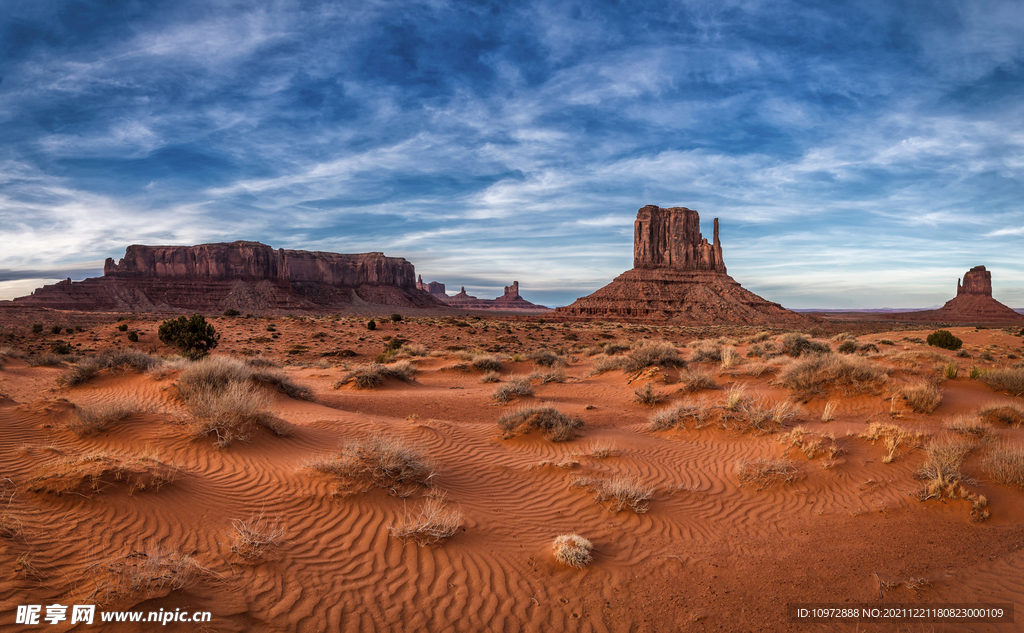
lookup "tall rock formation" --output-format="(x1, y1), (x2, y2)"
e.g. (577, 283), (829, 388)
(12, 241), (444, 313)
(897, 266), (1021, 323)
(556, 205), (812, 325)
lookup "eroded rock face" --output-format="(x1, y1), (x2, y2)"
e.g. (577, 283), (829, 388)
(957, 266), (993, 296)
(557, 205), (812, 325)
(14, 241), (443, 313)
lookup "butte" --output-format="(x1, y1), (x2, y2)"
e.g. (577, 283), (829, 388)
(895, 266), (1023, 324)
(556, 205), (814, 326)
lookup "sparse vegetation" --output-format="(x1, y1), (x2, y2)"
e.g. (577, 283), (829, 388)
(306, 435), (435, 496)
(980, 368), (1024, 397)
(779, 333), (831, 357)
(479, 371), (501, 383)
(721, 347), (741, 368)
(64, 401), (139, 436)
(552, 533), (593, 568)
(944, 415), (991, 439)
(901, 381), (942, 414)
(983, 442), (1024, 490)
(943, 363), (959, 379)
(648, 399), (714, 431)
(336, 361), (417, 389)
(915, 434), (974, 500)
(529, 349), (562, 367)
(158, 314), (220, 360)
(776, 354), (888, 398)
(927, 329), (963, 351)
(27, 450), (178, 495)
(492, 376), (534, 403)
(569, 474), (653, 513)
(388, 497), (462, 546)
(497, 406), (583, 441)
(472, 354), (504, 372)
(230, 513), (287, 560)
(622, 339), (685, 373)
(688, 340), (722, 362)
(633, 383), (664, 406)
(529, 368), (566, 384)
(862, 422), (926, 463)
(735, 458), (798, 490)
(977, 403), (1024, 427)
(89, 544), (203, 605)
(821, 401), (837, 423)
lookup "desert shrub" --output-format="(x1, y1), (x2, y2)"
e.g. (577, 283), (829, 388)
(367, 319), (377, 331)
(31, 323), (43, 334)
(588, 441), (617, 457)
(901, 382), (942, 414)
(180, 356), (312, 400)
(879, 339), (895, 346)
(529, 350), (561, 367)
(927, 330), (963, 351)
(648, 399), (714, 431)
(29, 353), (66, 367)
(820, 401), (837, 422)
(779, 333), (831, 357)
(862, 422), (926, 463)
(183, 382), (285, 446)
(223, 309), (241, 317)
(306, 434), (435, 496)
(588, 356), (624, 376)
(390, 313), (403, 323)
(980, 368), (1024, 397)
(983, 442), (1024, 490)
(679, 371), (717, 393)
(552, 533), (593, 568)
(492, 376), (534, 403)
(158, 315), (219, 360)
(720, 347), (741, 369)
(50, 340), (73, 355)
(915, 434), (973, 500)
(633, 383), (664, 407)
(472, 354), (504, 372)
(569, 475), (653, 513)
(837, 340), (858, 354)
(779, 427), (843, 463)
(230, 513), (287, 560)
(89, 544), (202, 605)
(127, 331), (139, 343)
(58, 349), (163, 387)
(117, 323), (129, 332)
(602, 343), (630, 356)
(335, 361), (417, 389)
(27, 450), (178, 495)
(479, 371), (500, 383)
(776, 354), (888, 398)
(977, 403), (1024, 427)
(735, 458), (798, 490)
(65, 401), (138, 436)
(388, 497), (462, 546)
(688, 340), (722, 362)
(497, 406), (583, 441)
(944, 415), (991, 439)
(622, 340), (685, 373)
(943, 363), (959, 379)
(731, 397), (784, 434)
(529, 368), (566, 384)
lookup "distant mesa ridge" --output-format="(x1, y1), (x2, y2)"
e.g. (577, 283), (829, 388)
(13, 241), (445, 312)
(415, 276), (549, 310)
(556, 205), (813, 325)
(896, 265), (1022, 323)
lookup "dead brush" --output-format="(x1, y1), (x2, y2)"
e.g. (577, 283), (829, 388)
(229, 512), (287, 560)
(976, 402), (1024, 427)
(720, 347), (741, 369)
(472, 354), (504, 372)
(587, 356), (624, 376)
(587, 441), (618, 457)
(530, 368), (567, 384)
(181, 381), (288, 447)
(724, 383), (748, 412)
(335, 361), (417, 389)
(86, 544), (207, 606)
(983, 442), (1024, 490)
(735, 458), (799, 490)
(900, 381), (942, 414)
(27, 450), (178, 496)
(569, 474), (653, 513)
(0, 484), (23, 540)
(388, 496), (463, 546)
(479, 371), (501, 383)
(678, 371), (718, 393)
(622, 339), (686, 373)
(64, 400), (139, 436)
(944, 414), (991, 440)
(492, 376), (534, 403)
(552, 533), (593, 568)
(688, 339), (722, 362)
(497, 406), (583, 441)
(779, 427), (845, 466)
(914, 434), (975, 500)
(58, 349), (164, 388)
(648, 399), (715, 431)
(633, 383), (665, 407)
(776, 354), (889, 399)
(729, 397), (782, 435)
(305, 434), (436, 497)
(861, 422), (926, 463)
(980, 368), (1024, 397)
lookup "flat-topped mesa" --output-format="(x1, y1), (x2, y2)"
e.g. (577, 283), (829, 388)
(957, 265), (992, 296)
(633, 205), (726, 273)
(104, 241), (416, 289)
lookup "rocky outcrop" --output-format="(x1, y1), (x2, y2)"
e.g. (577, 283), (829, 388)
(443, 282), (549, 311)
(416, 275), (448, 299)
(556, 205), (813, 325)
(896, 266), (1021, 323)
(13, 241), (444, 313)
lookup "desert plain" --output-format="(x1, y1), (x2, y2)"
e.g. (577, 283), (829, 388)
(1, 308), (1024, 632)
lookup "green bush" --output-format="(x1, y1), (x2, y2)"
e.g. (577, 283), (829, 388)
(50, 340), (72, 355)
(118, 324), (129, 332)
(158, 314), (220, 360)
(31, 323), (43, 334)
(390, 313), (402, 323)
(127, 331), (139, 343)
(367, 319), (377, 331)
(51, 325), (62, 335)
(837, 340), (859, 354)
(223, 309), (241, 317)
(927, 330), (963, 351)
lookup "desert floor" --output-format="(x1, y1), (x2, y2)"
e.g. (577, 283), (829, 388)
(1, 310), (1024, 632)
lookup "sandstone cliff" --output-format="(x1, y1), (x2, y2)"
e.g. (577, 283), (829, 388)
(557, 205), (812, 325)
(13, 241), (443, 313)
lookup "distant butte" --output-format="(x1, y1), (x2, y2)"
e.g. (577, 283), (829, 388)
(416, 277), (549, 311)
(894, 266), (1023, 323)
(556, 205), (814, 325)
(9, 241), (446, 313)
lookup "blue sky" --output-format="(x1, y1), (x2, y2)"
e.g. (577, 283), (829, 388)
(1, 0), (1022, 308)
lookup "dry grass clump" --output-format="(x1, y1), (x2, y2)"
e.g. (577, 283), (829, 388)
(678, 371), (717, 393)
(472, 354), (504, 372)
(88, 544), (204, 606)
(58, 349), (164, 387)
(182, 382), (287, 447)
(492, 376), (534, 403)
(776, 354), (888, 399)
(861, 422), (926, 463)
(479, 371), (501, 383)
(730, 397), (788, 434)
(388, 497), (463, 546)
(552, 533), (593, 568)
(944, 415), (991, 439)
(915, 434), (975, 501)
(943, 362), (960, 379)
(622, 340), (685, 373)
(529, 350), (564, 368)
(587, 355), (625, 376)
(821, 401), (837, 423)
(0, 485), (23, 540)
(633, 383), (665, 407)
(779, 427), (844, 466)
(977, 403), (1024, 427)
(779, 333), (831, 357)
(735, 458), (798, 490)
(724, 383), (748, 411)
(900, 381), (942, 414)
(529, 368), (567, 384)
(688, 340), (722, 362)
(569, 475), (653, 513)
(587, 441), (618, 457)
(335, 361), (416, 389)
(720, 347), (741, 369)
(497, 406), (583, 441)
(64, 401), (139, 436)
(178, 355), (313, 400)
(648, 399), (715, 431)
(981, 368), (1024, 396)
(27, 450), (178, 495)
(983, 442), (1024, 490)
(306, 435), (435, 497)
(230, 513), (287, 560)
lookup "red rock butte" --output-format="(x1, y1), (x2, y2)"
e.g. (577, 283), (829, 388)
(10, 241), (445, 313)
(416, 277), (549, 311)
(896, 266), (1023, 323)
(556, 205), (812, 325)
